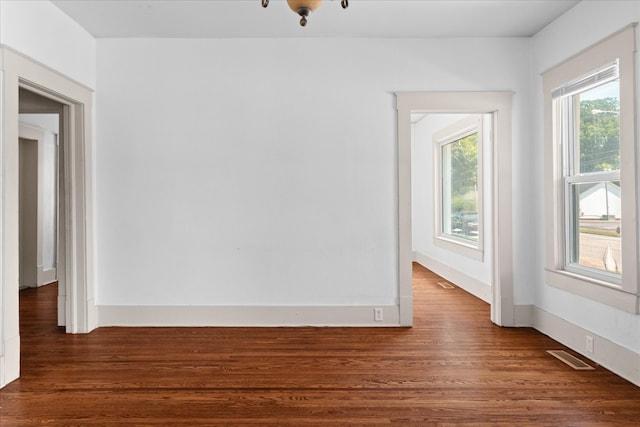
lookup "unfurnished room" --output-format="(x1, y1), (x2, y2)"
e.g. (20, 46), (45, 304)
(1, 1), (639, 425)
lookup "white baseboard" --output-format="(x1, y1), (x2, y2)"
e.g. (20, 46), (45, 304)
(98, 304), (402, 327)
(41, 268), (56, 285)
(529, 305), (640, 387)
(58, 295), (66, 327)
(0, 333), (20, 388)
(514, 304), (534, 326)
(399, 295), (413, 326)
(413, 251), (491, 303)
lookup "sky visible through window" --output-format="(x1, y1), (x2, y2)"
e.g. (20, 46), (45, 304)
(581, 81), (619, 101)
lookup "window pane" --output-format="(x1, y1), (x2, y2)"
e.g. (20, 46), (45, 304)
(569, 181), (621, 274)
(577, 80), (620, 174)
(441, 133), (478, 242)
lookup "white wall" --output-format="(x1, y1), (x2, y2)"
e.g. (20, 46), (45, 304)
(95, 37), (532, 310)
(18, 137), (37, 286)
(0, 0), (95, 89)
(411, 113), (492, 301)
(19, 114), (59, 133)
(531, 1), (640, 353)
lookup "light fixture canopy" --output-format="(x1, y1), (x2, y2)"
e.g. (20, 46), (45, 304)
(262, 0), (348, 27)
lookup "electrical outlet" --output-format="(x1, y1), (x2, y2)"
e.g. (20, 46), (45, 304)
(585, 335), (594, 354)
(374, 307), (383, 322)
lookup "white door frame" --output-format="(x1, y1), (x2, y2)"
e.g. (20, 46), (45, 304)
(18, 122), (59, 289)
(1, 47), (97, 388)
(396, 92), (514, 327)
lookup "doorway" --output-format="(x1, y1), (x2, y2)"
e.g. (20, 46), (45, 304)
(19, 90), (64, 326)
(395, 92), (514, 327)
(1, 48), (97, 388)
(18, 93), (66, 334)
(19, 113), (61, 286)
(411, 112), (493, 303)
(19, 119), (59, 289)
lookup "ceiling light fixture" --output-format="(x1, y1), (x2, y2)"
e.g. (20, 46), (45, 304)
(262, 0), (348, 27)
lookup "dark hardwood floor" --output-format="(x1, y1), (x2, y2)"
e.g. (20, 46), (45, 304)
(1, 263), (639, 426)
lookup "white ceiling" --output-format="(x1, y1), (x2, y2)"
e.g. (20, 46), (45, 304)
(51, 0), (580, 39)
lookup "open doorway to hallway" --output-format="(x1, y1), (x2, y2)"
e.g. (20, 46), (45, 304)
(410, 113), (493, 306)
(19, 89), (64, 326)
(1, 47), (97, 388)
(19, 114), (59, 290)
(395, 92), (514, 327)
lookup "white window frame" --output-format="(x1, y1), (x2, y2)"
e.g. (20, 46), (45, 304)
(433, 115), (484, 260)
(542, 25), (639, 313)
(559, 62), (621, 285)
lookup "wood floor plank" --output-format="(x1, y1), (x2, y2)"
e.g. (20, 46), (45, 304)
(1, 263), (639, 426)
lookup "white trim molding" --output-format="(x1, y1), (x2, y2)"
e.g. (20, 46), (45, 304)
(531, 305), (640, 387)
(98, 305), (402, 328)
(396, 91), (513, 326)
(1, 46), (97, 388)
(513, 304), (534, 327)
(0, 334), (19, 389)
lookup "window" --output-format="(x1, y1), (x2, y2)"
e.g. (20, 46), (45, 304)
(434, 115), (484, 259)
(557, 64), (621, 283)
(543, 26), (639, 313)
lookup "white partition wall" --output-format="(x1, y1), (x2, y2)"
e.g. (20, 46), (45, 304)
(94, 38), (530, 327)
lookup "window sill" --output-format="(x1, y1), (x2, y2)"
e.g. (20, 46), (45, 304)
(545, 268), (639, 314)
(434, 236), (483, 261)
